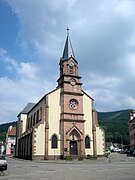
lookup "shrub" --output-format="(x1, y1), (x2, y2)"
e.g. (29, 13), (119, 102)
(60, 155), (64, 159)
(64, 155), (72, 160)
(86, 154), (92, 159)
(78, 156), (83, 161)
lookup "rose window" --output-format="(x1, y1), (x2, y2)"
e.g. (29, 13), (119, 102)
(69, 99), (78, 110)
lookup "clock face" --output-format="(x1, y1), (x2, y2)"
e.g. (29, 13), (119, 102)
(69, 60), (74, 67)
(70, 78), (76, 86)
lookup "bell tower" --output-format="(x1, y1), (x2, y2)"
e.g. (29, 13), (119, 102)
(58, 29), (85, 157)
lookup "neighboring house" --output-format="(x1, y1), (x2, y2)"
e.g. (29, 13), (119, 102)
(129, 110), (135, 150)
(6, 126), (16, 156)
(16, 32), (105, 160)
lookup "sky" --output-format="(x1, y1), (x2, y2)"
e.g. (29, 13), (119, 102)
(0, 0), (135, 124)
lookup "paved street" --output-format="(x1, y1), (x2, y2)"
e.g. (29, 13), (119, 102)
(1, 153), (135, 180)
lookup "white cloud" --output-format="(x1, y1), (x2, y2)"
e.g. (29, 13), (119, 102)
(6, 0), (74, 59)
(17, 62), (38, 79)
(0, 48), (18, 71)
(124, 54), (135, 76)
(85, 72), (121, 89)
(0, 73), (54, 123)
(0, 48), (54, 123)
(114, 0), (135, 18)
(1, 0), (135, 123)
(0, 48), (7, 57)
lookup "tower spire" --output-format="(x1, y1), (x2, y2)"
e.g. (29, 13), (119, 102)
(62, 28), (75, 60)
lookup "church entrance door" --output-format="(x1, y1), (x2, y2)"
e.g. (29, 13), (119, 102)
(70, 141), (78, 155)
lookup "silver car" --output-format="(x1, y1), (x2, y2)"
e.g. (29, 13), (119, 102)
(0, 155), (7, 172)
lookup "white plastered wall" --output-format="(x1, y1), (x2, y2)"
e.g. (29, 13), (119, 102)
(48, 88), (61, 156)
(21, 114), (27, 134)
(28, 99), (45, 156)
(34, 123), (45, 155)
(83, 93), (94, 156)
(96, 126), (105, 155)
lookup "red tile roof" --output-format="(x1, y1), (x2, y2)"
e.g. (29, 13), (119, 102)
(7, 126), (16, 136)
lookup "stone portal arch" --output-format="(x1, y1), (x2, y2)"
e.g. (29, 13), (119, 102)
(67, 127), (82, 156)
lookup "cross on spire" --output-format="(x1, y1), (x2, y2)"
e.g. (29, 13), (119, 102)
(66, 27), (70, 36)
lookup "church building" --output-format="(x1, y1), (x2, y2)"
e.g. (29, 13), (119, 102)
(16, 32), (105, 160)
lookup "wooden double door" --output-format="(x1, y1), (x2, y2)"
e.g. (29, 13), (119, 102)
(70, 141), (78, 155)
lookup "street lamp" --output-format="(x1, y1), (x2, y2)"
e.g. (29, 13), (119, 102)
(115, 132), (123, 151)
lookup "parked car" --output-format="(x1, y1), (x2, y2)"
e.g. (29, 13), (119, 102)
(0, 155), (7, 172)
(132, 149), (135, 156)
(105, 149), (111, 157)
(114, 148), (122, 153)
(123, 149), (130, 154)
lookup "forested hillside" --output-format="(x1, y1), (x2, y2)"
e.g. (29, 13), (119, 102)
(0, 109), (132, 145)
(98, 109), (131, 145)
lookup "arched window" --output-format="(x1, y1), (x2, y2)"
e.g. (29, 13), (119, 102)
(85, 135), (90, 148)
(51, 134), (58, 148)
